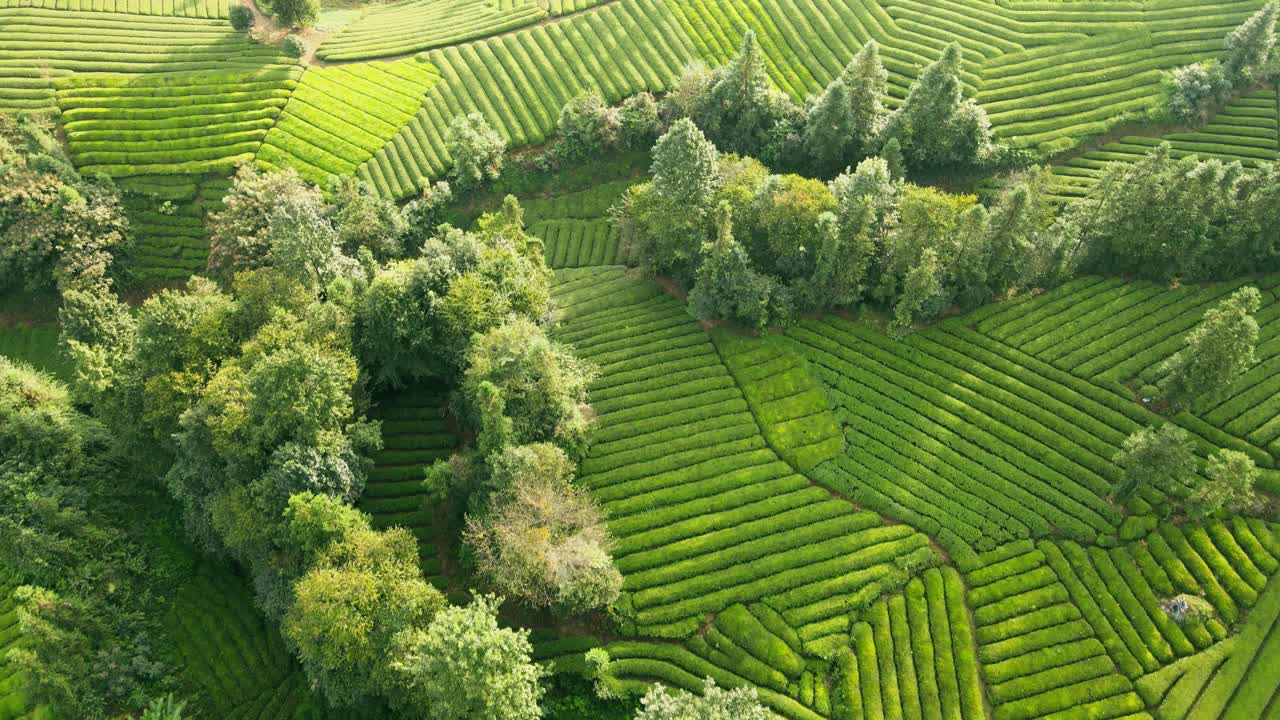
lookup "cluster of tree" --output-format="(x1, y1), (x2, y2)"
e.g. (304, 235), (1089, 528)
(60, 162), (622, 717)
(1110, 287), (1265, 516)
(1056, 144), (1280, 282)
(615, 118), (1055, 332)
(1164, 1), (1278, 125)
(556, 34), (996, 179)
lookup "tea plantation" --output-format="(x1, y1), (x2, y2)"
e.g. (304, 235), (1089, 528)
(5, 0), (1280, 717)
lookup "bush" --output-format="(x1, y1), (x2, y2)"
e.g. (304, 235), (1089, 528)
(446, 113), (506, 191)
(282, 34), (306, 58)
(271, 0), (319, 27)
(229, 4), (254, 30)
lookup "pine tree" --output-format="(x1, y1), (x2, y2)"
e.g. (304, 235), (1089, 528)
(883, 43), (994, 169)
(703, 32), (779, 155)
(802, 79), (856, 175)
(880, 137), (905, 180)
(651, 117), (720, 218)
(840, 41), (888, 153)
(1224, 1), (1278, 83)
(688, 202), (780, 330)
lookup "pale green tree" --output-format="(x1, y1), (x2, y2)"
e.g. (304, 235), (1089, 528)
(840, 40), (889, 154)
(651, 117), (720, 216)
(464, 443), (623, 614)
(1112, 425), (1198, 502)
(1187, 449), (1259, 517)
(384, 595), (544, 720)
(1159, 286), (1262, 409)
(702, 32), (780, 154)
(892, 247), (943, 334)
(803, 79), (856, 175)
(688, 201), (785, 330)
(1224, 1), (1278, 83)
(882, 43), (995, 168)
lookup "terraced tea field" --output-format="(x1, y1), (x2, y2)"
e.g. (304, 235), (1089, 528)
(361, 388), (458, 588)
(7, 0), (1280, 715)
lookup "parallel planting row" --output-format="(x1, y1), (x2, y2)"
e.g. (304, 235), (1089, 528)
(256, 59), (439, 187)
(360, 388), (457, 587)
(316, 0), (548, 62)
(552, 268), (933, 643)
(0, 0), (228, 16)
(973, 275), (1280, 461)
(0, 7), (294, 114)
(962, 541), (1149, 720)
(117, 174), (231, 283)
(1050, 88), (1280, 199)
(1044, 519), (1280, 681)
(0, 567), (33, 720)
(56, 68), (301, 177)
(165, 562), (334, 719)
(1137, 565), (1280, 720)
(789, 315), (1146, 561)
(532, 219), (628, 268)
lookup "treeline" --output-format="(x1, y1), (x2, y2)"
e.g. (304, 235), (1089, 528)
(615, 119), (1056, 333)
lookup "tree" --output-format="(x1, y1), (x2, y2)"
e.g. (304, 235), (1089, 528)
(687, 202), (785, 330)
(1159, 286), (1262, 409)
(802, 79), (856, 175)
(882, 43), (995, 169)
(446, 113), (506, 191)
(384, 595), (544, 720)
(229, 3), (253, 29)
(700, 32), (783, 155)
(893, 247), (943, 333)
(270, 0), (318, 27)
(841, 41), (889, 155)
(1186, 449), (1258, 517)
(1165, 60), (1233, 126)
(285, 514), (446, 707)
(327, 175), (408, 260)
(635, 678), (772, 720)
(1223, 1), (1278, 83)
(651, 117), (720, 216)
(208, 165), (321, 283)
(749, 173), (836, 280)
(137, 695), (187, 720)
(464, 443), (623, 614)
(0, 115), (129, 294)
(1056, 144), (1246, 281)
(981, 170), (1053, 298)
(556, 92), (619, 161)
(619, 92), (660, 148)
(1112, 425), (1198, 502)
(823, 157), (900, 306)
(266, 189), (352, 291)
(460, 317), (596, 457)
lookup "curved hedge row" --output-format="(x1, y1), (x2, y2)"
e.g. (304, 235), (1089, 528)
(257, 58), (439, 187)
(963, 543), (1149, 720)
(1, 7), (295, 114)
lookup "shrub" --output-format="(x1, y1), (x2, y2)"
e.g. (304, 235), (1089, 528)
(272, 0), (319, 28)
(282, 34), (306, 58)
(446, 113), (505, 191)
(229, 4), (254, 30)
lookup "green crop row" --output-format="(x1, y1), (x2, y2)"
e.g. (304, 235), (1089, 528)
(1, 0), (227, 16)
(533, 219), (626, 268)
(317, 0), (547, 61)
(360, 0), (697, 198)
